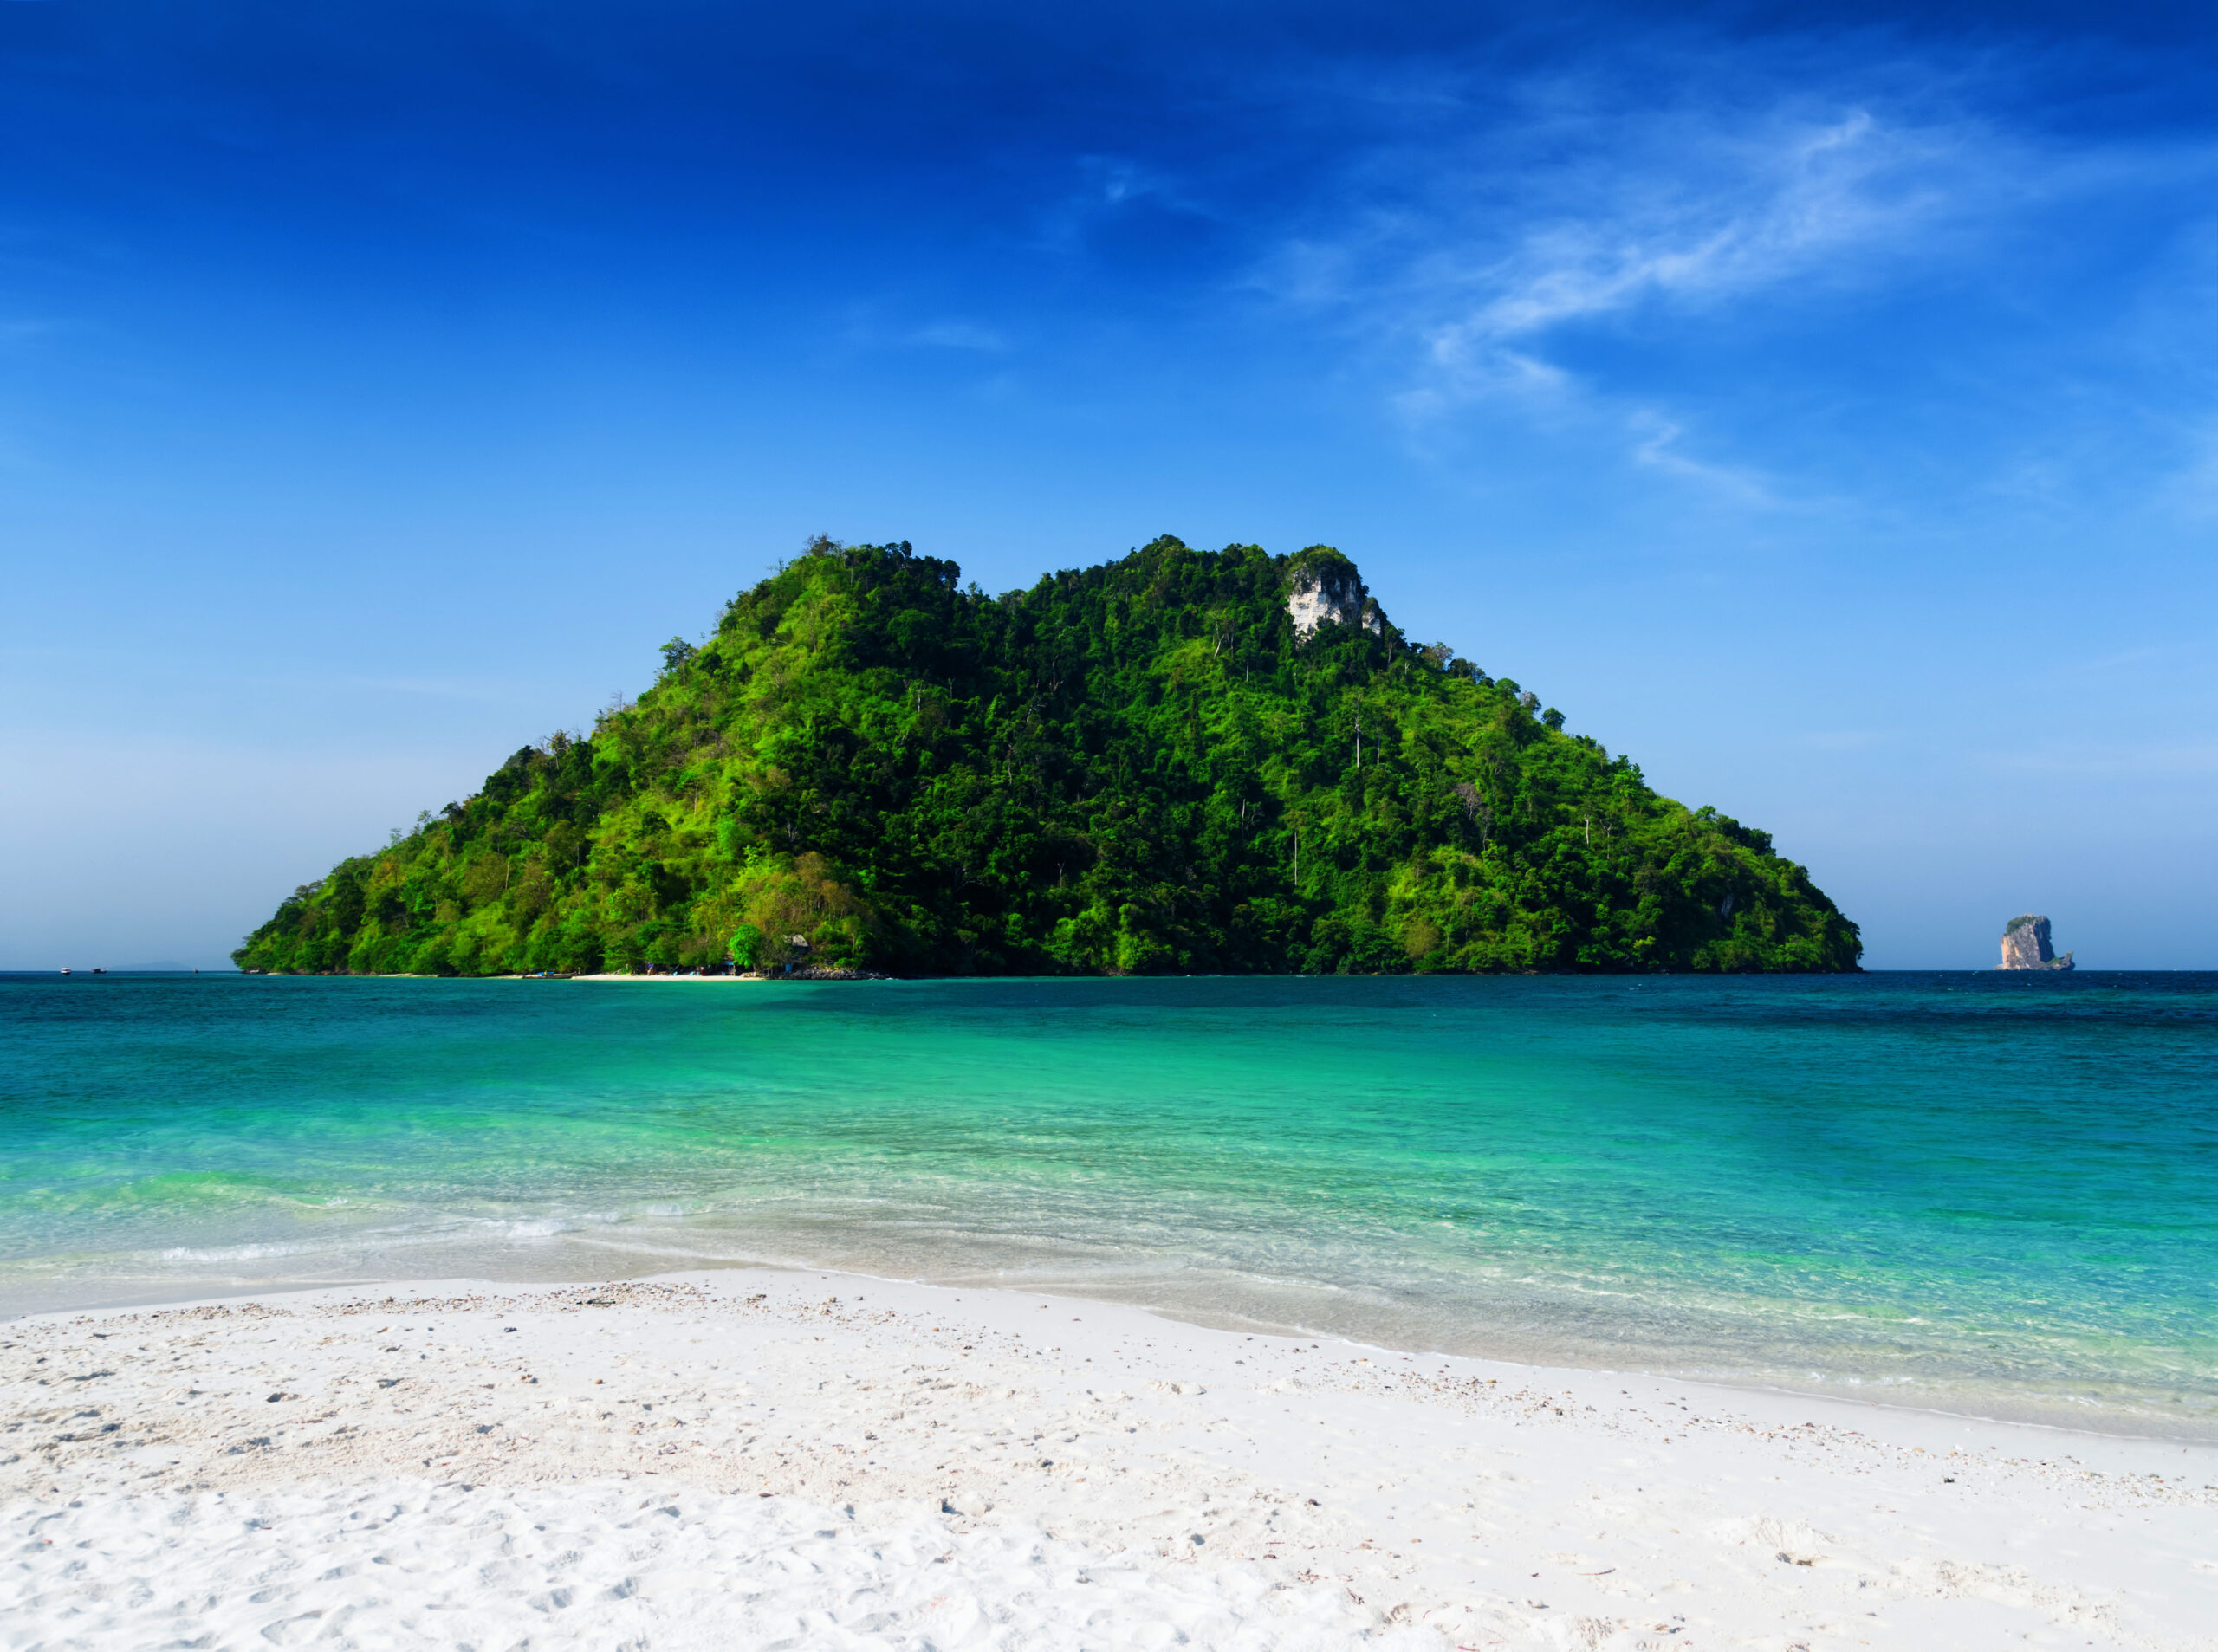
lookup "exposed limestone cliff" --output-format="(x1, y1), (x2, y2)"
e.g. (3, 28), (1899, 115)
(2000, 914), (2074, 971)
(1286, 546), (1383, 640)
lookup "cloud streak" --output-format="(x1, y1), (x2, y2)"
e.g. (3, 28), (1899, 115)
(1417, 105), (1959, 358)
(1242, 44), (2079, 493)
(908, 321), (1010, 353)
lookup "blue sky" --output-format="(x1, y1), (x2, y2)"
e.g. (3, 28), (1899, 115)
(4, 0), (2214, 969)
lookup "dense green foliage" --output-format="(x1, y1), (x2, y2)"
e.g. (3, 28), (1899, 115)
(236, 537), (1860, 975)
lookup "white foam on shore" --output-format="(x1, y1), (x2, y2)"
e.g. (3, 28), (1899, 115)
(4, 1269), (2215, 1650)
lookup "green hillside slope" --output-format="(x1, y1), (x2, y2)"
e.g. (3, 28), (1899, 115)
(235, 536), (1860, 975)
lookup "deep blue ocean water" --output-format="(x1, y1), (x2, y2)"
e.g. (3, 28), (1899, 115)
(2, 972), (2212, 1435)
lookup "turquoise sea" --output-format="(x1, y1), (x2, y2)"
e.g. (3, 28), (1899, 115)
(2, 972), (2213, 1436)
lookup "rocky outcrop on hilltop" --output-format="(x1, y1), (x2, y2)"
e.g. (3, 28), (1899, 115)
(1286, 547), (1383, 641)
(2000, 914), (2074, 971)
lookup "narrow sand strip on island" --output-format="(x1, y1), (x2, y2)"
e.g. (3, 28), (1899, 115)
(5, 1270), (2214, 1650)
(565, 973), (768, 981)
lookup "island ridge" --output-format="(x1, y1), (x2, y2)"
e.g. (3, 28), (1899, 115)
(237, 537), (1860, 977)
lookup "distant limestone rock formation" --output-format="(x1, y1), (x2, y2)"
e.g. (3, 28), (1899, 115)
(2000, 914), (2074, 971)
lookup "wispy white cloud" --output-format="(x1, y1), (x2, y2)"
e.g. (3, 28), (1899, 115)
(1980, 741), (2218, 778)
(1248, 57), (2046, 496)
(2161, 423), (2218, 522)
(834, 306), (1014, 360)
(1800, 729), (1890, 752)
(0, 645), (559, 707)
(1034, 153), (1221, 256)
(1260, 43), (2218, 522)
(1427, 108), (1956, 344)
(1625, 408), (1774, 503)
(907, 321), (1009, 353)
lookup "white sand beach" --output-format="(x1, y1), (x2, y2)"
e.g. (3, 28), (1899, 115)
(5, 1268), (2214, 1650)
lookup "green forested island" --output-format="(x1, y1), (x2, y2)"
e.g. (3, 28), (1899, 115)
(236, 537), (1859, 976)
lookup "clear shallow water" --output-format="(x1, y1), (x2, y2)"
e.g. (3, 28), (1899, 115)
(3, 972), (2214, 1435)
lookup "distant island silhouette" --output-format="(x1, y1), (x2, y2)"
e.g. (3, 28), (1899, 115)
(2000, 914), (2073, 971)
